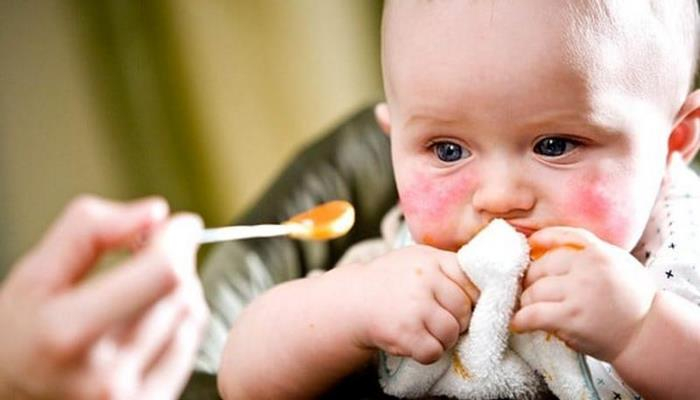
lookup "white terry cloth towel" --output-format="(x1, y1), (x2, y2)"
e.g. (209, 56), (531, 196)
(379, 219), (599, 400)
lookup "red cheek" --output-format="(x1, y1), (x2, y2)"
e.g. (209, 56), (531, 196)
(398, 171), (476, 249)
(566, 172), (628, 244)
(572, 181), (610, 220)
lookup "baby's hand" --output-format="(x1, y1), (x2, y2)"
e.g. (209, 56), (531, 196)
(511, 227), (656, 362)
(337, 245), (478, 364)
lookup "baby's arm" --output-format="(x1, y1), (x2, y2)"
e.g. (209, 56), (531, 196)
(217, 245), (477, 399)
(217, 271), (375, 399)
(612, 289), (700, 399)
(511, 227), (700, 399)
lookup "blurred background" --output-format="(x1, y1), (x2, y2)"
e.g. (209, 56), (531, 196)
(0, 0), (384, 278)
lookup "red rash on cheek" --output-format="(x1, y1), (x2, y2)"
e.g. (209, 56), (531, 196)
(571, 181), (610, 221)
(566, 172), (629, 244)
(398, 170), (477, 249)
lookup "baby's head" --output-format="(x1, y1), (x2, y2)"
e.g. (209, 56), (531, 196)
(376, 0), (700, 251)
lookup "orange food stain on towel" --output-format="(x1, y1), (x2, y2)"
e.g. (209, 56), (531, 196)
(452, 353), (470, 379)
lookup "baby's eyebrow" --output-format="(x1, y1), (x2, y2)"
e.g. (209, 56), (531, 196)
(519, 108), (592, 127)
(517, 109), (625, 137)
(405, 113), (463, 127)
(402, 108), (628, 140)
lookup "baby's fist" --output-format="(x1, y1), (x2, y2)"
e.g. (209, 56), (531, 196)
(347, 245), (478, 364)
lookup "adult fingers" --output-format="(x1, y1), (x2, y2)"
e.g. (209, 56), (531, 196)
(147, 212), (203, 278)
(45, 214), (203, 357)
(133, 213), (206, 372)
(29, 195), (169, 291)
(43, 249), (177, 361)
(139, 314), (206, 400)
(134, 279), (208, 377)
(117, 295), (185, 379)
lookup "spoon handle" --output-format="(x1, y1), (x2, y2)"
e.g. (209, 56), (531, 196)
(199, 224), (294, 244)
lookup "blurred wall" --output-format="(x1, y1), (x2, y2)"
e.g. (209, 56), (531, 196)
(0, 0), (383, 278)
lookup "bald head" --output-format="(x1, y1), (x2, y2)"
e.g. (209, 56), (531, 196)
(382, 0), (699, 119)
(561, 0), (699, 113)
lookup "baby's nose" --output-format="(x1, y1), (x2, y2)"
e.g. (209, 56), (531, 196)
(471, 164), (534, 216)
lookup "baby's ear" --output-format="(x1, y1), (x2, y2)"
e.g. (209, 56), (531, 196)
(374, 102), (392, 136)
(668, 89), (700, 163)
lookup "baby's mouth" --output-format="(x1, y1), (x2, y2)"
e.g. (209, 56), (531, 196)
(507, 223), (537, 237)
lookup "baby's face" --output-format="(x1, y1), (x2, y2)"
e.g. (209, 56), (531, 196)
(383, 1), (679, 251)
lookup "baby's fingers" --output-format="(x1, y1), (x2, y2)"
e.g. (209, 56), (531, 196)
(437, 252), (480, 302)
(510, 302), (566, 334)
(433, 281), (473, 332)
(410, 331), (445, 365)
(424, 306), (461, 351)
(528, 226), (596, 258)
(523, 252), (574, 288)
(520, 276), (567, 307)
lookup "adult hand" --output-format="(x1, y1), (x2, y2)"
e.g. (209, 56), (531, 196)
(0, 195), (208, 399)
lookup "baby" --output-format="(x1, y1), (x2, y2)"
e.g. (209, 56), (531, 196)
(218, 1), (700, 399)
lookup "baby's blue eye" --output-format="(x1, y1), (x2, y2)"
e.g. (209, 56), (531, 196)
(533, 137), (579, 157)
(433, 141), (469, 162)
